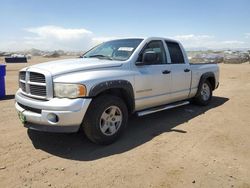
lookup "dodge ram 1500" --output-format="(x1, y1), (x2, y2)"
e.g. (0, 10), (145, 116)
(15, 37), (219, 144)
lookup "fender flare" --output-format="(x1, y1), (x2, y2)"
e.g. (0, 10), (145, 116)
(89, 80), (135, 112)
(195, 72), (215, 97)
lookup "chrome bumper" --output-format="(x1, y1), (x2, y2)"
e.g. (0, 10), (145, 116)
(15, 89), (92, 133)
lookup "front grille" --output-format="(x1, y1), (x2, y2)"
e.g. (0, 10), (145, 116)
(30, 72), (45, 83)
(19, 71), (49, 99)
(20, 71), (26, 80)
(20, 82), (26, 92)
(30, 85), (47, 96)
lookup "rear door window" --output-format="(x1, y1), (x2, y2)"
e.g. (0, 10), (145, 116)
(165, 41), (185, 64)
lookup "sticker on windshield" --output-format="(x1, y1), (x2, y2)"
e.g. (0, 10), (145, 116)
(118, 47), (134, 51)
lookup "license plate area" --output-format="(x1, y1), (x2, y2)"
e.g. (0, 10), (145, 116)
(18, 111), (27, 124)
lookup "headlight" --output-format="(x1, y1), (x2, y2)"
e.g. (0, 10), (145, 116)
(54, 83), (87, 98)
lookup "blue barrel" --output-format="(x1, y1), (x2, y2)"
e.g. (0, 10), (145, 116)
(0, 64), (6, 98)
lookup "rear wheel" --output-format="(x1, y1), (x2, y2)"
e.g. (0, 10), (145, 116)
(82, 95), (128, 145)
(193, 80), (212, 106)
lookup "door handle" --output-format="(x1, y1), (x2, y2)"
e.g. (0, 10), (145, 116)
(162, 70), (171, 74)
(184, 69), (190, 72)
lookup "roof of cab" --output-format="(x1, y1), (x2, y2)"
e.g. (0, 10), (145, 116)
(144, 37), (180, 43)
(108, 37), (180, 43)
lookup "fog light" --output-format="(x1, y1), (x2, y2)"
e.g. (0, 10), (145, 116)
(47, 113), (59, 123)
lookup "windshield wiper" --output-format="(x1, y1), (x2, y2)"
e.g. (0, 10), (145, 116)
(88, 54), (113, 60)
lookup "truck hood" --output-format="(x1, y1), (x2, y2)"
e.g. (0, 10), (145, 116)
(28, 58), (123, 76)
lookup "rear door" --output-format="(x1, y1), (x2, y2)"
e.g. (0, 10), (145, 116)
(165, 41), (191, 101)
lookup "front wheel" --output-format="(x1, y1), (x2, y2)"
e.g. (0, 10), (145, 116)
(82, 95), (128, 145)
(193, 80), (212, 106)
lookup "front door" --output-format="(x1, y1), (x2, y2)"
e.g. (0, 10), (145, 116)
(134, 40), (172, 111)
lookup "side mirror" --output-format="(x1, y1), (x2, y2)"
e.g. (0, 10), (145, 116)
(142, 51), (157, 64)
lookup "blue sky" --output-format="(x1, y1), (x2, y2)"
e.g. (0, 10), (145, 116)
(1, 0), (250, 51)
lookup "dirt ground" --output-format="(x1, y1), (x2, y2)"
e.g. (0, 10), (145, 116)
(0, 57), (250, 188)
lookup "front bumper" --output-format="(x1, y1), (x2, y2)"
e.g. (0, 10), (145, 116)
(15, 89), (92, 133)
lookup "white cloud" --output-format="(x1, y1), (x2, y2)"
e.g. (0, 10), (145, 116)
(245, 33), (250, 38)
(173, 34), (214, 41)
(172, 34), (248, 49)
(92, 37), (118, 44)
(0, 27), (249, 51)
(0, 26), (132, 51)
(172, 34), (215, 48)
(0, 25), (106, 51)
(25, 25), (92, 41)
(221, 40), (245, 45)
(21, 25), (95, 51)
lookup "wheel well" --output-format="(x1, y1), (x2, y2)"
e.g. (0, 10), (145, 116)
(95, 88), (134, 114)
(206, 77), (216, 90)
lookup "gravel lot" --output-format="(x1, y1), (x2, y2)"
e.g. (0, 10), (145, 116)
(0, 57), (250, 188)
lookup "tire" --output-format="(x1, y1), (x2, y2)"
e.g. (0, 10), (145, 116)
(193, 80), (212, 106)
(82, 94), (128, 145)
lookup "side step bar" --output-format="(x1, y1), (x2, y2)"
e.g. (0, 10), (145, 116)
(137, 101), (190, 117)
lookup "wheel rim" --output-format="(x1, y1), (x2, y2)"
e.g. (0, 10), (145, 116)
(99, 106), (123, 136)
(201, 83), (211, 101)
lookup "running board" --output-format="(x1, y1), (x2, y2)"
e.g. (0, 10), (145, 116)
(137, 101), (190, 117)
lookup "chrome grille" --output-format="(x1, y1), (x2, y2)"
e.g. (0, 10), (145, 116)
(20, 71), (26, 80)
(19, 71), (49, 99)
(30, 72), (45, 83)
(20, 82), (26, 92)
(30, 85), (46, 96)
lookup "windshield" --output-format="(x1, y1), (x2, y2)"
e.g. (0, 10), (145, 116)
(83, 39), (143, 61)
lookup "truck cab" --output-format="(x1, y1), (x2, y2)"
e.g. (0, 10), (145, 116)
(132, 38), (193, 110)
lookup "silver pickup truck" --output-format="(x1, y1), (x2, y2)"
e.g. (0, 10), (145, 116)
(15, 37), (219, 144)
